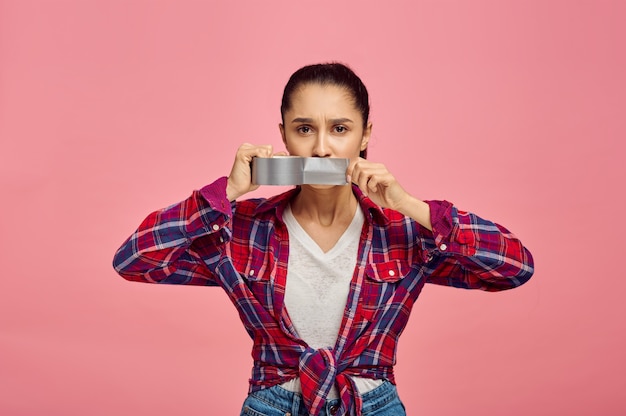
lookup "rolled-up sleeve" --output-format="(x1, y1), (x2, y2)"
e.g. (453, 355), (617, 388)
(112, 176), (233, 286)
(423, 200), (535, 291)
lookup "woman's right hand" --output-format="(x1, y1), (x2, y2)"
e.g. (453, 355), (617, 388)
(226, 143), (285, 201)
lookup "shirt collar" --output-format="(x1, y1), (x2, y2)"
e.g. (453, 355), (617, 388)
(253, 185), (390, 226)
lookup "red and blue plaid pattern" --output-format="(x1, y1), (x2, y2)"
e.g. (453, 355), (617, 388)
(113, 176), (534, 415)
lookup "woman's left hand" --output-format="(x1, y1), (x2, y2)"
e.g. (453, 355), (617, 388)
(347, 158), (410, 211)
(348, 158), (433, 230)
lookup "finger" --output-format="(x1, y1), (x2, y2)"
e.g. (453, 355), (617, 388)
(352, 159), (385, 196)
(368, 176), (379, 193)
(239, 144), (273, 162)
(349, 158), (368, 179)
(357, 171), (371, 197)
(346, 159), (358, 184)
(249, 145), (273, 159)
(374, 170), (397, 193)
(259, 145), (273, 158)
(346, 158), (361, 175)
(368, 170), (388, 193)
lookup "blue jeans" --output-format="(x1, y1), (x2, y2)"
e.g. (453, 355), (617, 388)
(240, 380), (406, 416)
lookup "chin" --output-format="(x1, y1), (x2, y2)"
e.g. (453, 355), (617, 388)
(303, 184), (347, 190)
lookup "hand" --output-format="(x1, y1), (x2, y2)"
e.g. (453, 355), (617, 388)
(226, 143), (287, 201)
(347, 158), (410, 210)
(347, 158), (433, 230)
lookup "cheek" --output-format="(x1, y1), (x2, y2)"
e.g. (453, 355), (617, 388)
(341, 133), (366, 152)
(284, 137), (307, 155)
(284, 136), (299, 148)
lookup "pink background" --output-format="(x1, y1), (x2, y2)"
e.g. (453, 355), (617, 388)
(1, 0), (624, 414)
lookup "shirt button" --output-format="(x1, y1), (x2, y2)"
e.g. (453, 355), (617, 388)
(212, 224), (219, 231)
(219, 237), (224, 243)
(439, 243), (447, 251)
(388, 270), (395, 277)
(249, 270), (255, 276)
(329, 405), (339, 415)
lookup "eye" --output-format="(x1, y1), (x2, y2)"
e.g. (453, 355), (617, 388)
(333, 125), (348, 133)
(297, 125), (312, 134)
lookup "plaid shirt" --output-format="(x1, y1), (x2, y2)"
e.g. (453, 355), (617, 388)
(113, 176), (534, 416)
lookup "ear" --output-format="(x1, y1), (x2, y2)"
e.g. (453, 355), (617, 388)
(279, 123), (287, 148)
(360, 121), (372, 151)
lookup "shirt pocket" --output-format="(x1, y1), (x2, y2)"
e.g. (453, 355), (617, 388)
(232, 248), (272, 282)
(360, 260), (411, 320)
(230, 248), (276, 310)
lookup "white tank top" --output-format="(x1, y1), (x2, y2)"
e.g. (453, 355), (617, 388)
(280, 204), (383, 398)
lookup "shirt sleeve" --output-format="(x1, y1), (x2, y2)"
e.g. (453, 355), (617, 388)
(112, 176), (233, 286)
(422, 200), (535, 291)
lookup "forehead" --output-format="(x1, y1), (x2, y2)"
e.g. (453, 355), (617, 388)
(287, 83), (360, 117)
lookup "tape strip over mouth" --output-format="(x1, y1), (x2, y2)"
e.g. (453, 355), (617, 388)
(251, 156), (349, 186)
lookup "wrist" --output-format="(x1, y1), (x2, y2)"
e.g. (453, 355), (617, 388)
(226, 179), (241, 202)
(398, 195), (433, 231)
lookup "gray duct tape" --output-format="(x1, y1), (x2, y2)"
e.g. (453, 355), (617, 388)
(251, 157), (349, 185)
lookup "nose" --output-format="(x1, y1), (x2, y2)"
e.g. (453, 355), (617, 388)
(312, 132), (331, 157)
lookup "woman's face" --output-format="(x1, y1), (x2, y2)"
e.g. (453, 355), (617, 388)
(280, 83), (371, 161)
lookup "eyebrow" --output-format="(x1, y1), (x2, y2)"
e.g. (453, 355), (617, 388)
(290, 117), (354, 124)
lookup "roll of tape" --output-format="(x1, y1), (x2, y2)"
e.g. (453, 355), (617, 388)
(251, 156), (349, 186)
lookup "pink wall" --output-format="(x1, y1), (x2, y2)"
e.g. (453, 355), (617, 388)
(1, 0), (624, 414)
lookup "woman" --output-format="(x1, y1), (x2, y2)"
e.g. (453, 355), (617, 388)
(113, 63), (534, 416)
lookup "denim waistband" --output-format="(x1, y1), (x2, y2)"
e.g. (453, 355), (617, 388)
(246, 379), (398, 416)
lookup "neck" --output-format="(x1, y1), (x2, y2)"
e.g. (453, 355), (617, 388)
(291, 185), (357, 227)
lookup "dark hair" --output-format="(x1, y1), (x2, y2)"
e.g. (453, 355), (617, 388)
(281, 63), (370, 158)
